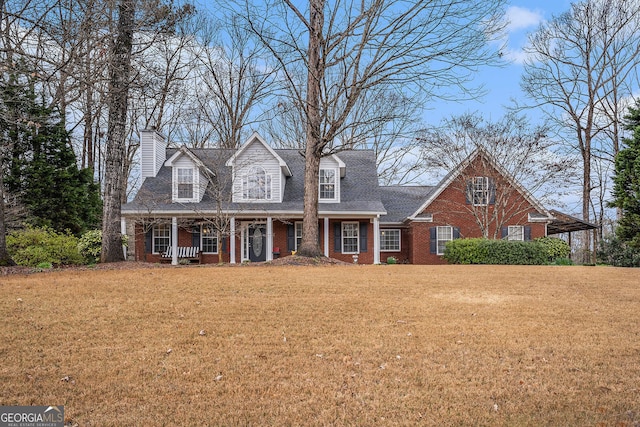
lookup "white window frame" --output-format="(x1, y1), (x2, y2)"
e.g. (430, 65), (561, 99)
(242, 166), (272, 201)
(436, 226), (453, 255)
(342, 222), (359, 254)
(319, 168), (338, 202)
(472, 176), (489, 206)
(507, 225), (524, 241)
(380, 229), (401, 252)
(201, 224), (219, 254)
(295, 221), (303, 251)
(153, 224), (171, 254)
(173, 167), (197, 202)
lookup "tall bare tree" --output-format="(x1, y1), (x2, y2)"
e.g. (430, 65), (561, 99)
(521, 0), (640, 262)
(419, 112), (576, 238)
(240, 0), (507, 257)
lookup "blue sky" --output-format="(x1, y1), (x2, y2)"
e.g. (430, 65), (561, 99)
(425, 0), (574, 126)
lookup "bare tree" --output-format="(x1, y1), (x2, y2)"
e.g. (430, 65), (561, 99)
(240, 0), (507, 257)
(419, 112), (576, 238)
(521, 0), (640, 262)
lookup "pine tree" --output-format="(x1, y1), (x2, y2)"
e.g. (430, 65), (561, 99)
(1, 66), (101, 237)
(610, 100), (640, 249)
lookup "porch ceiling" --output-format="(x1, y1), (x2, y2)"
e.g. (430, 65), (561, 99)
(547, 209), (597, 235)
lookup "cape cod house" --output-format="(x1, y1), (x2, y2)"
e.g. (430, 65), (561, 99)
(121, 129), (565, 265)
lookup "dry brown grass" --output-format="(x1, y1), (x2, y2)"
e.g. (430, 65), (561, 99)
(1, 264), (639, 426)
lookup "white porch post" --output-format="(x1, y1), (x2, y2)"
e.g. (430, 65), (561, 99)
(266, 217), (273, 262)
(120, 217), (127, 260)
(230, 217), (236, 264)
(171, 217), (178, 265)
(324, 217), (329, 257)
(373, 216), (380, 264)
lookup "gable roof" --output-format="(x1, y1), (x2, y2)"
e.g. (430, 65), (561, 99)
(408, 148), (551, 220)
(165, 145), (215, 177)
(123, 146), (386, 216)
(225, 132), (292, 177)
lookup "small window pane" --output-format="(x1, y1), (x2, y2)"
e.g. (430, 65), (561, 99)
(295, 222), (303, 250)
(342, 222), (359, 253)
(153, 224), (171, 254)
(320, 169), (336, 199)
(177, 168), (194, 199)
(202, 225), (218, 253)
(508, 225), (524, 241)
(436, 226), (453, 255)
(380, 229), (400, 251)
(473, 176), (489, 205)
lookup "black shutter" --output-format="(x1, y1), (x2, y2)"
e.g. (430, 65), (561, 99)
(453, 227), (461, 239)
(287, 224), (295, 252)
(524, 226), (532, 241)
(465, 180), (472, 204)
(334, 222), (341, 252)
(222, 235), (227, 252)
(145, 228), (153, 253)
(429, 227), (437, 254)
(359, 222), (368, 252)
(489, 178), (496, 205)
(501, 227), (508, 239)
(192, 226), (201, 248)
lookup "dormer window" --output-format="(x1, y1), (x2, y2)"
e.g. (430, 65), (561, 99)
(243, 166), (272, 200)
(177, 168), (194, 199)
(319, 168), (337, 201)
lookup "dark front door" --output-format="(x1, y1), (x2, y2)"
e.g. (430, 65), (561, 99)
(248, 224), (267, 262)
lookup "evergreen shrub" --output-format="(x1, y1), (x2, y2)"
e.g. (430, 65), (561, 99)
(6, 227), (84, 267)
(444, 238), (548, 265)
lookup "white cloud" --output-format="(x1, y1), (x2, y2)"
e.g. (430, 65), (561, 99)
(505, 6), (544, 33)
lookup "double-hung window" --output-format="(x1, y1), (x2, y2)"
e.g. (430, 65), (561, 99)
(380, 229), (401, 252)
(243, 166), (272, 200)
(295, 222), (303, 250)
(507, 225), (524, 241)
(436, 226), (453, 255)
(177, 168), (194, 200)
(201, 224), (219, 253)
(342, 222), (359, 254)
(319, 169), (336, 201)
(472, 176), (489, 206)
(153, 224), (171, 254)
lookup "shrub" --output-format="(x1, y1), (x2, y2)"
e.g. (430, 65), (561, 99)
(6, 227), (84, 267)
(444, 238), (548, 265)
(78, 229), (103, 263)
(386, 256), (397, 264)
(597, 235), (640, 267)
(535, 236), (571, 262)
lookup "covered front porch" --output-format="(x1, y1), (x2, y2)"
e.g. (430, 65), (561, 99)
(125, 214), (382, 265)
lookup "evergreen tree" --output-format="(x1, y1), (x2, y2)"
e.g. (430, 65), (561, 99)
(1, 66), (101, 236)
(610, 100), (640, 249)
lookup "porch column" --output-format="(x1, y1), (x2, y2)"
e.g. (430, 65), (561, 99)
(324, 217), (329, 257)
(266, 217), (273, 261)
(373, 216), (380, 264)
(171, 217), (178, 265)
(230, 217), (236, 264)
(120, 217), (127, 260)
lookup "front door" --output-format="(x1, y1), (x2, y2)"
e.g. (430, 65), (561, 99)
(247, 224), (267, 262)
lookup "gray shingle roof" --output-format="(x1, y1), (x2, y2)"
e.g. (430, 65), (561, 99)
(122, 148), (386, 216)
(378, 186), (436, 223)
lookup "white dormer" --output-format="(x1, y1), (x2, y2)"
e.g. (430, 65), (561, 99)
(319, 154), (345, 203)
(165, 146), (213, 203)
(226, 133), (291, 203)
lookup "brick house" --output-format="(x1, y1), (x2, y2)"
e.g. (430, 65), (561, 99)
(121, 130), (557, 265)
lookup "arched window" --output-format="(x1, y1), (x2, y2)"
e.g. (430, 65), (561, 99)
(243, 166), (272, 200)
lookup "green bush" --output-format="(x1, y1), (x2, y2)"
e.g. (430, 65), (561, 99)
(444, 238), (548, 265)
(535, 236), (571, 262)
(6, 227), (84, 267)
(386, 256), (397, 264)
(597, 235), (640, 267)
(78, 229), (103, 263)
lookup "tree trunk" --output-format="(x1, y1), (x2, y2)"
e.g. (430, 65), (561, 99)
(296, 0), (324, 258)
(582, 135), (592, 264)
(101, 0), (134, 263)
(0, 168), (16, 266)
